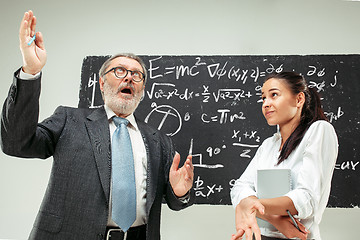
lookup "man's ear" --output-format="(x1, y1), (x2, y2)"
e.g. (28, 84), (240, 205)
(99, 76), (104, 92)
(297, 92), (305, 108)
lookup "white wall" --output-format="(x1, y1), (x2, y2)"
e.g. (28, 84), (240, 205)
(0, 0), (359, 239)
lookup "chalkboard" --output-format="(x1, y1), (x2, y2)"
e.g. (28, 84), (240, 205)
(79, 55), (360, 208)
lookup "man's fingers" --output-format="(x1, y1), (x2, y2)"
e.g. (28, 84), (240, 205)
(186, 164), (194, 179)
(185, 156), (194, 178)
(19, 13), (29, 43)
(30, 15), (36, 37)
(28, 10), (33, 20)
(19, 11), (36, 45)
(27, 10), (33, 31)
(170, 152), (180, 172)
(171, 153), (194, 183)
(35, 32), (45, 50)
(19, 21), (27, 44)
(186, 155), (193, 168)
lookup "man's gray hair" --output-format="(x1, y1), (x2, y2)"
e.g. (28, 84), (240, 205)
(98, 53), (147, 82)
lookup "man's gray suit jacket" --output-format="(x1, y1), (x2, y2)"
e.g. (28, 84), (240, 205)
(0, 69), (194, 240)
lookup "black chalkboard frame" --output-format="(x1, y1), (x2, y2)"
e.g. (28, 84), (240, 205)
(79, 55), (360, 208)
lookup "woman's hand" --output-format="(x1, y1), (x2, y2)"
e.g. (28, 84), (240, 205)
(266, 215), (309, 240)
(231, 196), (265, 240)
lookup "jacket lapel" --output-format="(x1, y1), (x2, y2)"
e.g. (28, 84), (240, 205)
(137, 120), (160, 215)
(84, 110), (161, 214)
(85, 106), (111, 203)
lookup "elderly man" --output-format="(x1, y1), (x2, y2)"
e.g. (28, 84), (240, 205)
(0, 10), (194, 240)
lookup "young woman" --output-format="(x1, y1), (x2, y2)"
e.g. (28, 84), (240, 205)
(230, 72), (338, 240)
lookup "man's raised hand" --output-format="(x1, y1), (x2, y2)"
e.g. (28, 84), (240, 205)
(19, 10), (47, 75)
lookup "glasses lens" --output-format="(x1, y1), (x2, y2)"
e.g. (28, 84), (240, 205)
(114, 67), (127, 78)
(131, 71), (144, 82)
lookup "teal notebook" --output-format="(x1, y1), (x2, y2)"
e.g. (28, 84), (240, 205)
(257, 169), (292, 230)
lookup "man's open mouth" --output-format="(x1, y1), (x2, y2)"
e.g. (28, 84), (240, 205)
(121, 88), (132, 94)
(120, 86), (133, 95)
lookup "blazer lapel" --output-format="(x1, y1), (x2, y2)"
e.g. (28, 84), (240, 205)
(84, 111), (161, 213)
(85, 106), (111, 203)
(137, 120), (160, 215)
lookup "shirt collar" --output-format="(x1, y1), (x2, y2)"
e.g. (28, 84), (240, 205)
(104, 104), (139, 131)
(274, 125), (281, 141)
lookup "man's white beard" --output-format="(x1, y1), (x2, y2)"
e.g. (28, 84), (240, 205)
(103, 81), (143, 116)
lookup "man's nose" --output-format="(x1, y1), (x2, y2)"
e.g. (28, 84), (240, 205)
(123, 71), (133, 83)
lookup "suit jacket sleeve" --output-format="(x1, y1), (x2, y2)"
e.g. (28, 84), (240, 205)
(1, 68), (65, 159)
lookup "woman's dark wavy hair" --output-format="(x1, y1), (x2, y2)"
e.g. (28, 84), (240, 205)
(264, 72), (328, 165)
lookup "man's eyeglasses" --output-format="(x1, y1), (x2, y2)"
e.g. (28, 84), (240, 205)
(104, 66), (145, 82)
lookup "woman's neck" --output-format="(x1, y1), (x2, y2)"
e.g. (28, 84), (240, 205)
(279, 120), (300, 150)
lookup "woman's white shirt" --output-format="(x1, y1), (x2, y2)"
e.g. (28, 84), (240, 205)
(230, 120), (338, 240)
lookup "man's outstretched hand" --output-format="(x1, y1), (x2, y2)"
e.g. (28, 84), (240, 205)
(169, 153), (194, 197)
